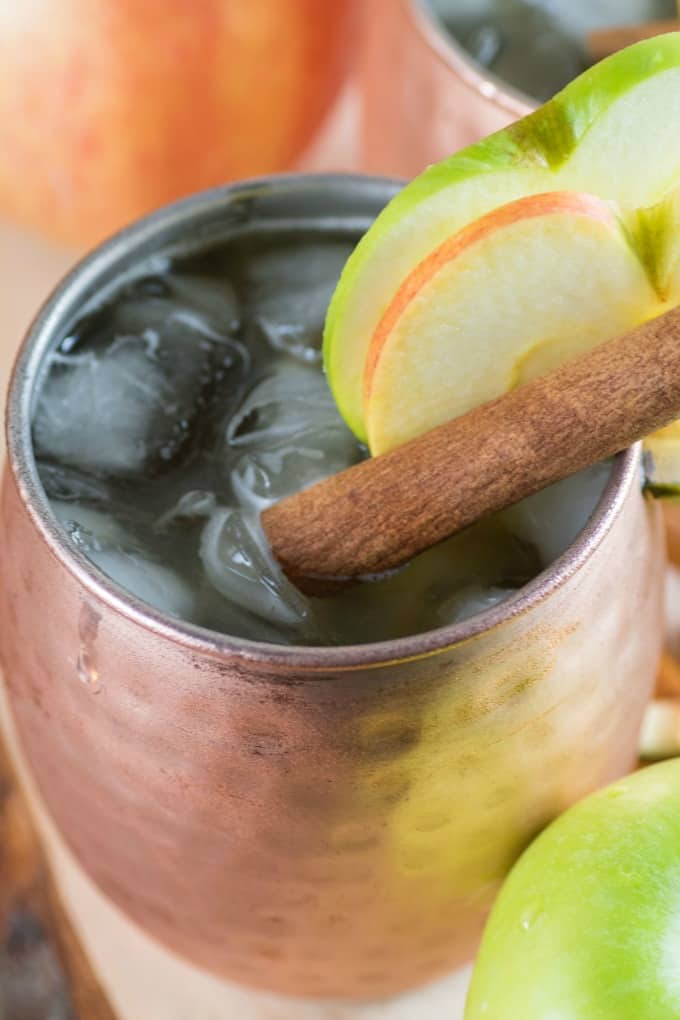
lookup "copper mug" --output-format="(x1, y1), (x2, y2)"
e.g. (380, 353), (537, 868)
(0, 175), (665, 1000)
(360, 0), (676, 179)
(360, 0), (534, 179)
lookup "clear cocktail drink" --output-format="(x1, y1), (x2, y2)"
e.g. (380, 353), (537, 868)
(33, 226), (611, 645)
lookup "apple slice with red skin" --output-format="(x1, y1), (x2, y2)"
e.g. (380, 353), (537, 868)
(362, 191), (660, 455)
(324, 34), (680, 443)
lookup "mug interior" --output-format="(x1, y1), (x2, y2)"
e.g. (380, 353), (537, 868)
(411, 0), (537, 113)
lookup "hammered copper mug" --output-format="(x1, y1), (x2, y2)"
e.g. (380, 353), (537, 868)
(360, 0), (534, 179)
(0, 175), (665, 1000)
(360, 0), (676, 180)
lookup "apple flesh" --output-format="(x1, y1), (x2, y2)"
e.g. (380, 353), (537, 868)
(363, 190), (659, 453)
(0, 0), (355, 247)
(643, 421), (680, 496)
(324, 34), (680, 443)
(464, 760), (680, 1020)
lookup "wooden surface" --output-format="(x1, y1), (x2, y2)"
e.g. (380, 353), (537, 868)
(265, 306), (680, 592)
(0, 741), (116, 1019)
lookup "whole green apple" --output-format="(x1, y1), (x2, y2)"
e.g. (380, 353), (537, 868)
(465, 760), (680, 1019)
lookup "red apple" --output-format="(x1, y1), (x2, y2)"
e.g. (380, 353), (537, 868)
(0, 0), (356, 246)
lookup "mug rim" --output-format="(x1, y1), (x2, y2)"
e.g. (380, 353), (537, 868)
(410, 0), (538, 116)
(4, 172), (639, 671)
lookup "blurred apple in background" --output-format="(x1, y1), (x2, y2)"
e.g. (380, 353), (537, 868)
(0, 0), (357, 247)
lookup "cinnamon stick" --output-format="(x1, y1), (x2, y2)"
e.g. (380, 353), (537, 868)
(587, 20), (680, 62)
(262, 305), (680, 594)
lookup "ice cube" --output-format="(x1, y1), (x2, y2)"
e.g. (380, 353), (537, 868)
(164, 274), (241, 337)
(226, 362), (360, 510)
(114, 272), (241, 341)
(35, 265), (249, 480)
(34, 343), (171, 477)
(92, 547), (197, 620)
(435, 584), (517, 625)
(51, 500), (134, 550)
(231, 447), (331, 512)
(37, 461), (112, 504)
(226, 363), (338, 446)
(52, 501), (196, 620)
(314, 519), (542, 643)
(156, 489), (217, 529)
(244, 240), (354, 364)
(196, 588), (299, 644)
(200, 507), (311, 629)
(258, 319), (323, 365)
(35, 304), (246, 480)
(501, 461), (612, 566)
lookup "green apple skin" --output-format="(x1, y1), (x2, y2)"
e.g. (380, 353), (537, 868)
(324, 34), (680, 442)
(464, 760), (680, 1020)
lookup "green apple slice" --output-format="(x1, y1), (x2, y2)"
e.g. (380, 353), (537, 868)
(644, 421), (680, 497)
(635, 185), (680, 494)
(639, 699), (680, 760)
(325, 148), (552, 440)
(362, 190), (659, 453)
(325, 34), (680, 443)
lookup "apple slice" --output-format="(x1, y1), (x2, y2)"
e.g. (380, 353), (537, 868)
(644, 421), (680, 496)
(361, 191), (659, 454)
(324, 34), (680, 442)
(639, 699), (680, 761)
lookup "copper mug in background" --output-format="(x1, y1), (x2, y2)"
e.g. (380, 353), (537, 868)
(359, 0), (677, 179)
(0, 175), (666, 1001)
(360, 0), (534, 179)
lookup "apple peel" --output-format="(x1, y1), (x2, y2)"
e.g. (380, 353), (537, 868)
(324, 34), (680, 448)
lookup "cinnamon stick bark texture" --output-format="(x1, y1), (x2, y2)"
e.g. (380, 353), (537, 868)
(262, 305), (680, 594)
(587, 21), (680, 62)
